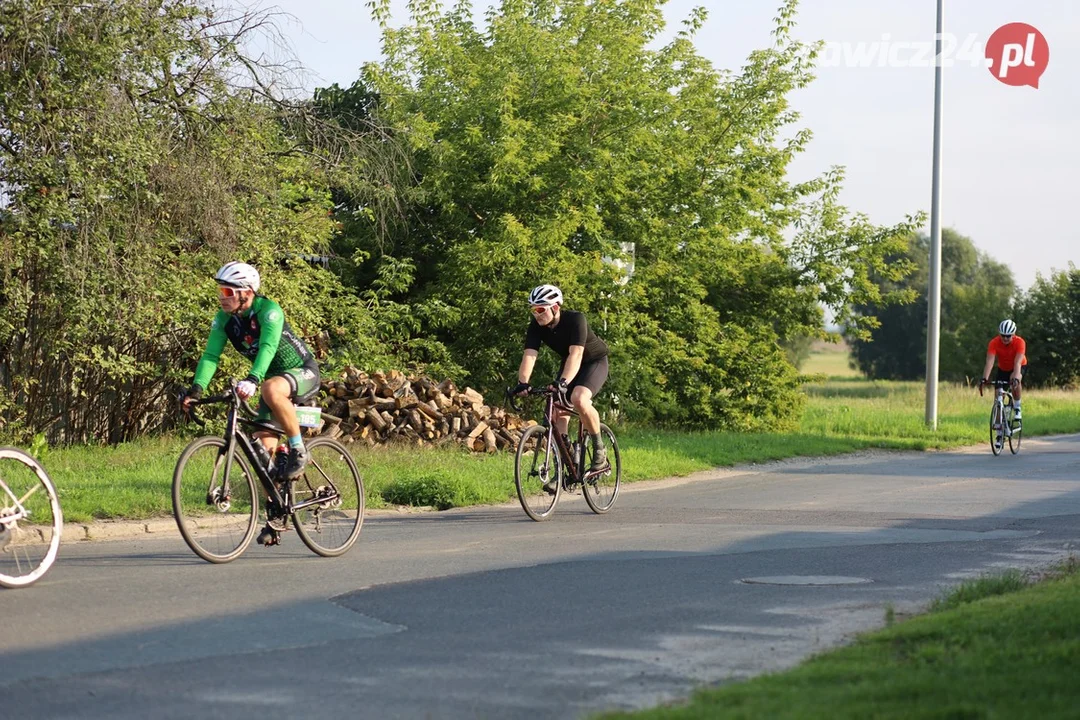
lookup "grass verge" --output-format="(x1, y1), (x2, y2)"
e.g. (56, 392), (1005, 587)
(27, 379), (1080, 523)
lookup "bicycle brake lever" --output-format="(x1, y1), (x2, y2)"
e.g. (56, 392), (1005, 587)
(187, 405), (206, 427)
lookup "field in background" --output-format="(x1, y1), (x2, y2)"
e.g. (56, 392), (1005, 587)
(801, 340), (862, 378)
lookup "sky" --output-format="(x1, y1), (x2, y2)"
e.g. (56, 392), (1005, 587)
(255, 0), (1079, 291)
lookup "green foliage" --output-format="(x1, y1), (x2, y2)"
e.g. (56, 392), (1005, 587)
(0, 0), (403, 444)
(1012, 265), (1080, 387)
(848, 229), (1016, 382)
(781, 334), (816, 370)
(0, 0), (926, 440)
(929, 570), (1030, 612)
(323, 0), (920, 429)
(379, 470), (468, 510)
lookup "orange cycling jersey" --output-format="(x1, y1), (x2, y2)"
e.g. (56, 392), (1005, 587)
(987, 335), (1027, 371)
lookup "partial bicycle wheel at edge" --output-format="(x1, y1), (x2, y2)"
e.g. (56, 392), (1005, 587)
(172, 436), (259, 563)
(0, 447), (63, 588)
(989, 403), (1004, 456)
(582, 424), (621, 514)
(515, 424), (562, 521)
(292, 436), (365, 557)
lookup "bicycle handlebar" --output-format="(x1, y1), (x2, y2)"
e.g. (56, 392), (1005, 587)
(183, 380), (258, 427)
(505, 384), (570, 415)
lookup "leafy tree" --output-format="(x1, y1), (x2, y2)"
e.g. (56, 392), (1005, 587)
(0, 0), (404, 443)
(848, 229), (1015, 382)
(326, 0), (921, 429)
(1013, 266), (1080, 387)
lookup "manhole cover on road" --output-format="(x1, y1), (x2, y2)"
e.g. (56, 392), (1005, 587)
(740, 575), (873, 586)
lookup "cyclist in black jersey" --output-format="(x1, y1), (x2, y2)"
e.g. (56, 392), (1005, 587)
(511, 284), (611, 474)
(181, 262), (319, 486)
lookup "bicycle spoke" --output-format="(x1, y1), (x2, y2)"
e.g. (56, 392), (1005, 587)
(0, 447), (62, 588)
(582, 424), (621, 514)
(172, 437), (259, 563)
(292, 437), (364, 557)
(515, 425), (561, 521)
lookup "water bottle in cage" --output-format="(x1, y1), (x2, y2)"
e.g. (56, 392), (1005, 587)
(274, 444), (289, 479)
(251, 437), (273, 472)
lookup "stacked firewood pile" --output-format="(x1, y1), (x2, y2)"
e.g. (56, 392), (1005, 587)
(317, 368), (537, 452)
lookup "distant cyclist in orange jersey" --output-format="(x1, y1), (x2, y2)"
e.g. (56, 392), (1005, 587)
(978, 319), (1027, 426)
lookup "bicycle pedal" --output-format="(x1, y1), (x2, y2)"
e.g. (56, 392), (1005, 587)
(256, 526), (282, 546)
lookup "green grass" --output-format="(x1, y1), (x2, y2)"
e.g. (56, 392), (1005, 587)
(801, 347), (862, 378)
(801, 379), (1080, 449)
(599, 561), (1080, 719)
(28, 379), (1080, 522)
(37, 429), (876, 523)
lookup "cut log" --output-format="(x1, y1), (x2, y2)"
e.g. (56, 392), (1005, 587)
(365, 408), (387, 432)
(461, 387), (484, 406)
(408, 409), (424, 432)
(467, 420), (489, 439)
(417, 401), (443, 421)
(348, 398), (372, 417)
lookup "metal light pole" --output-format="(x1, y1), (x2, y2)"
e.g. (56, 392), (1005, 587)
(925, 0), (944, 429)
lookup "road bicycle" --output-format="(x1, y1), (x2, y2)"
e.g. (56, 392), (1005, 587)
(984, 379), (1021, 456)
(0, 446), (63, 588)
(508, 385), (621, 521)
(174, 380), (364, 563)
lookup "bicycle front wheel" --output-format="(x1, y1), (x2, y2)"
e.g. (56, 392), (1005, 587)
(515, 424), (562, 521)
(292, 436), (365, 557)
(1007, 406), (1022, 454)
(172, 436), (259, 563)
(0, 447), (63, 588)
(989, 403), (1004, 456)
(582, 424), (621, 514)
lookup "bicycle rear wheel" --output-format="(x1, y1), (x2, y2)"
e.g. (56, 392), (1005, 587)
(292, 436), (365, 557)
(172, 436), (259, 563)
(582, 424), (621, 514)
(515, 424), (562, 521)
(1007, 406), (1022, 454)
(0, 447), (63, 588)
(989, 403), (1004, 456)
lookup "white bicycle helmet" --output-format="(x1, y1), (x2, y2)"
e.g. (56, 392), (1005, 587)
(528, 284), (563, 307)
(214, 261), (261, 293)
(999, 319), (1017, 336)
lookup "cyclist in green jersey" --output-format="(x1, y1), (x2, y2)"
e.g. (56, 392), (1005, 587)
(182, 261), (320, 481)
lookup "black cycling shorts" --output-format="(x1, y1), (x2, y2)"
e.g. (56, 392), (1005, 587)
(993, 365), (1027, 384)
(256, 360), (320, 421)
(563, 356), (609, 396)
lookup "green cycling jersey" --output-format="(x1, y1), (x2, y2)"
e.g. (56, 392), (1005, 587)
(192, 295), (313, 391)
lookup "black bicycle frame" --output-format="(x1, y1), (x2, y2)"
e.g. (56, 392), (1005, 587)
(536, 390), (586, 484)
(222, 400), (287, 509)
(191, 388), (335, 515)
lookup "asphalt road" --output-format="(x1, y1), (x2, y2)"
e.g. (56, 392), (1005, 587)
(4, 435), (1080, 719)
